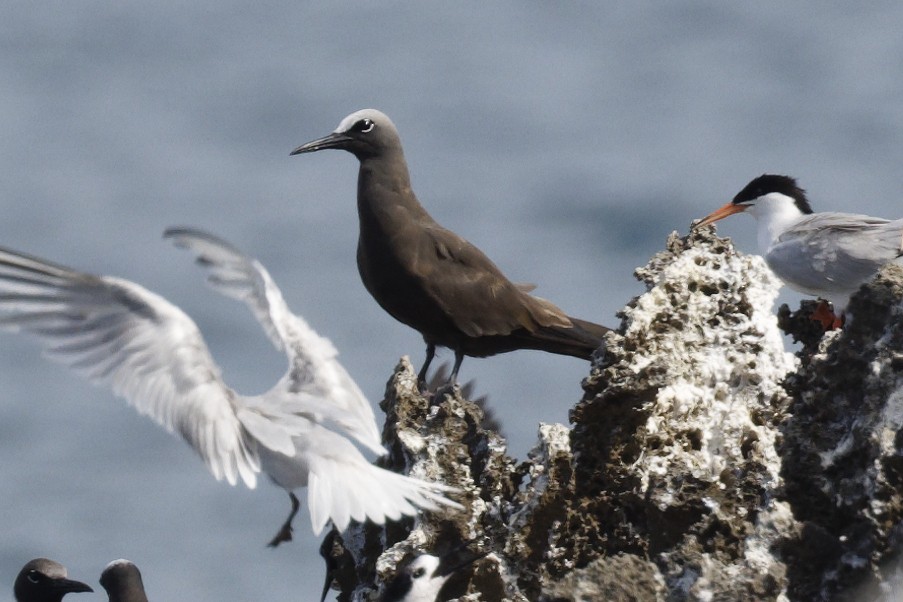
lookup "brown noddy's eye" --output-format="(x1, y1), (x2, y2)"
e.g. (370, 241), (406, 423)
(352, 118), (374, 133)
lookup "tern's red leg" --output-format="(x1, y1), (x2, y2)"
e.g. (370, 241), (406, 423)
(811, 301), (844, 330)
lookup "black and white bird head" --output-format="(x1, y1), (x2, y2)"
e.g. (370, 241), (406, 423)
(381, 549), (487, 602)
(99, 559), (149, 602)
(290, 108), (403, 161)
(13, 559), (93, 602)
(696, 174), (813, 228)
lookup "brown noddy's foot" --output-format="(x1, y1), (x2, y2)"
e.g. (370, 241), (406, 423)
(432, 381), (460, 404)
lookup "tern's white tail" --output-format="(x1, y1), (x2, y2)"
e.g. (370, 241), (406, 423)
(306, 452), (462, 535)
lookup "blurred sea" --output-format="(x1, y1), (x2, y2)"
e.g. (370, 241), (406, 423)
(3, 2), (903, 600)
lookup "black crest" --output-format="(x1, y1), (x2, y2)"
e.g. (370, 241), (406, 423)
(733, 174), (812, 214)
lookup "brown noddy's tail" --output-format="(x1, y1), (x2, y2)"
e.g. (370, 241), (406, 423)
(513, 316), (610, 360)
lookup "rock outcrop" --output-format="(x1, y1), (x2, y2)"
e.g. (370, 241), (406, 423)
(320, 228), (903, 602)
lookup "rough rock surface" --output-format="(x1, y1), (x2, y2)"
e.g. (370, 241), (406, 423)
(569, 229), (797, 601)
(780, 263), (903, 602)
(320, 229), (903, 601)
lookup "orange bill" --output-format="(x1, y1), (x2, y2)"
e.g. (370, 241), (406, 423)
(694, 202), (746, 229)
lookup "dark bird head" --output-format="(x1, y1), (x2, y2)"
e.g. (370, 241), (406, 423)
(14, 559), (93, 602)
(695, 174), (812, 228)
(99, 559), (148, 602)
(290, 109), (403, 161)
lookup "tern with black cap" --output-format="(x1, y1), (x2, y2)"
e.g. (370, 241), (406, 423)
(14, 559), (92, 602)
(291, 109), (610, 385)
(0, 229), (460, 547)
(695, 174), (903, 329)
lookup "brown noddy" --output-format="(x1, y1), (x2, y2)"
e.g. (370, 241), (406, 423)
(99, 560), (149, 602)
(291, 109), (611, 384)
(14, 559), (93, 602)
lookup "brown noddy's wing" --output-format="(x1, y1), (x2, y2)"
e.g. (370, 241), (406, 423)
(407, 224), (572, 337)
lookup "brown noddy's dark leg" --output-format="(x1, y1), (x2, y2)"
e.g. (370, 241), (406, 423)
(449, 350), (465, 385)
(417, 343), (436, 387)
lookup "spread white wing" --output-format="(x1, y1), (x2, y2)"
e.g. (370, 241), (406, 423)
(0, 247), (268, 488)
(164, 228), (385, 456)
(0, 238), (461, 537)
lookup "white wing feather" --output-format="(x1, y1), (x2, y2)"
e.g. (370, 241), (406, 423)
(289, 426), (462, 536)
(0, 247), (268, 488)
(164, 228), (385, 456)
(0, 235), (461, 536)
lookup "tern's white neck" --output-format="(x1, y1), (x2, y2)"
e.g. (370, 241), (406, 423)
(405, 575), (448, 602)
(745, 192), (808, 252)
(392, 555), (449, 602)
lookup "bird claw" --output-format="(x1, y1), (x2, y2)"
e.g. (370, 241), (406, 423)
(417, 382), (460, 407)
(433, 381), (459, 403)
(267, 524), (293, 548)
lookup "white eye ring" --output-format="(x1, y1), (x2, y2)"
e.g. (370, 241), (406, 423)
(412, 567), (426, 578)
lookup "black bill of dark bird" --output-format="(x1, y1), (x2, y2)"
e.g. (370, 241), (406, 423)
(14, 559), (93, 602)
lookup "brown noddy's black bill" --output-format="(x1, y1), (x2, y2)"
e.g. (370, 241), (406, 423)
(14, 558), (93, 602)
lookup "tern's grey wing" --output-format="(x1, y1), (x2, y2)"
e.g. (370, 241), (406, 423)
(0, 246), (260, 488)
(768, 213), (903, 295)
(165, 228), (385, 455)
